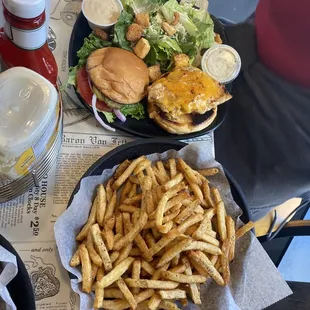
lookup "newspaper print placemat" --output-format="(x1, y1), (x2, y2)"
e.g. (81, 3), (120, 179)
(0, 1), (214, 308)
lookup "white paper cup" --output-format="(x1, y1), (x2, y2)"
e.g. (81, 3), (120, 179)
(82, 0), (123, 31)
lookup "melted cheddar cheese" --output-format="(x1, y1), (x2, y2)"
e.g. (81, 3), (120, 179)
(151, 67), (223, 116)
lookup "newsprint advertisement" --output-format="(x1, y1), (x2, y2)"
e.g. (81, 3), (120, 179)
(0, 1), (214, 309)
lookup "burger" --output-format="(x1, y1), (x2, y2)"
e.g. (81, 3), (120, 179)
(75, 47), (149, 128)
(147, 55), (232, 135)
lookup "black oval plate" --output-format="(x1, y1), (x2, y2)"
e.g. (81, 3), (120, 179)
(67, 139), (251, 223)
(0, 235), (35, 310)
(68, 12), (230, 139)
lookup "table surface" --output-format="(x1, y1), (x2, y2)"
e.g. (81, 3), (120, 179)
(0, 1), (299, 309)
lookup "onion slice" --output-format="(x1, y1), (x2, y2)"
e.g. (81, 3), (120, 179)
(114, 109), (126, 122)
(92, 94), (116, 132)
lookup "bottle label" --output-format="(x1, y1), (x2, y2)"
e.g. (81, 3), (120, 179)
(4, 18), (46, 50)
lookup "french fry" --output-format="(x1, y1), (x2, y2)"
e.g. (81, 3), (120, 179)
(177, 158), (198, 184)
(163, 173), (184, 191)
(106, 178), (114, 203)
(76, 196), (98, 241)
(123, 194), (142, 205)
(91, 224), (112, 272)
(157, 238), (192, 268)
(105, 191), (117, 221)
(129, 175), (139, 184)
(132, 259), (141, 295)
(96, 184), (107, 226)
(119, 205), (140, 213)
(153, 166), (168, 185)
(145, 189), (155, 215)
(69, 247), (81, 267)
(188, 250), (224, 286)
(175, 200), (200, 224)
(145, 233), (156, 248)
(125, 278), (179, 289)
(216, 201), (227, 241)
(188, 181), (205, 206)
(202, 181), (214, 207)
(133, 159), (151, 175)
(91, 264), (98, 283)
(79, 244), (92, 293)
(115, 213), (124, 235)
(158, 220), (173, 234)
(114, 243), (133, 266)
(177, 214), (204, 234)
(156, 161), (170, 182)
(120, 180), (132, 203)
(198, 168), (219, 176)
(226, 216), (236, 261)
(130, 248), (142, 256)
(110, 251), (120, 264)
(193, 233), (220, 246)
(211, 188), (222, 206)
(104, 223), (115, 251)
(114, 212), (148, 251)
(101, 299), (129, 310)
(96, 265), (105, 281)
(141, 260), (155, 275)
(135, 289), (156, 303)
(168, 158), (177, 178)
(185, 241), (222, 255)
(104, 288), (124, 299)
(221, 239), (231, 284)
(146, 165), (158, 187)
(117, 278), (137, 310)
(113, 156), (146, 190)
(148, 229), (180, 257)
(148, 293), (162, 310)
(128, 183), (137, 198)
(171, 253), (180, 267)
(155, 182), (187, 230)
(160, 300), (181, 310)
(122, 212), (131, 234)
(181, 257), (201, 305)
(161, 270), (206, 283)
(236, 221), (254, 240)
(94, 281), (104, 309)
(86, 232), (102, 266)
(169, 264), (187, 274)
(114, 159), (131, 180)
(97, 257), (134, 288)
(158, 289), (186, 299)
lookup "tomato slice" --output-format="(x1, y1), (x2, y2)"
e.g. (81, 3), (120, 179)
(76, 66), (112, 112)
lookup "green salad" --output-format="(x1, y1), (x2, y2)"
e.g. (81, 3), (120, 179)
(68, 0), (215, 123)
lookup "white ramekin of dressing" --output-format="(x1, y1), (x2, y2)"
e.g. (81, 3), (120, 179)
(0, 67), (62, 201)
(82, 0), (123, 30)
(201, 44), (241, 84)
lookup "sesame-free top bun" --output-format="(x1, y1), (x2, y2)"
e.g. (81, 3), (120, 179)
(87, 47), (149, 104)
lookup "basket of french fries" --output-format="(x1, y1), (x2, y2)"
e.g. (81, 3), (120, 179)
(55, 141), (292, 310)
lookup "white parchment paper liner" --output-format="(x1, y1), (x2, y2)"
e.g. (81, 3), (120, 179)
(0, 245), (18, 310)
(55, 143), (292, 310)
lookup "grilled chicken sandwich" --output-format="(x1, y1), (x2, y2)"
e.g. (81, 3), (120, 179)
(148, 54), (232, 134)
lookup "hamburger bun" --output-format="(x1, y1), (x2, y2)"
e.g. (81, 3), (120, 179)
(87, 47), (149, 104)
(148, 100), (218, 134)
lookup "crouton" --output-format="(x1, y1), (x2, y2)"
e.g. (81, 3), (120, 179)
(215, 33), (223, 44)
(133, 38), (151, 59)
(162, 22), (176, 36)
(173, 54), (190, 67)
(93, 28), (108, 41)
(171, 12), (180, 26)
(126, 23), (144, 42)
(135, 13), (150, 28)
(148, 64), (162, 82)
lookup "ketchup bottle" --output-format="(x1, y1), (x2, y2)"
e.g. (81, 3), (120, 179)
(0, 0), (58, 86)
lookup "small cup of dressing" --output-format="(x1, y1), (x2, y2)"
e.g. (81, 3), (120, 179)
(201, 44), (241, 84)
(82, 0), (123, 30)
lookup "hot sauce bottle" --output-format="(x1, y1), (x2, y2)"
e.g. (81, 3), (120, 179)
(0, 0), (58, 86)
